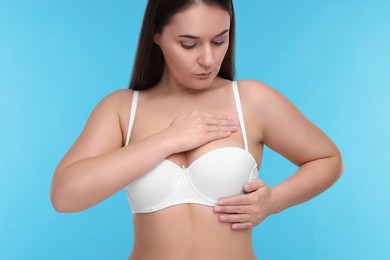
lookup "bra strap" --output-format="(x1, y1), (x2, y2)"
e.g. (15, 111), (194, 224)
(125, 90), (139, 146)
(232, 81), (249, 151)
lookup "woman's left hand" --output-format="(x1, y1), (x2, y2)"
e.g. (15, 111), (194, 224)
(214, 178), (278, 230)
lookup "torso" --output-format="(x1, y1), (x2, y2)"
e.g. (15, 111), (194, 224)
(130, 205), (255, 260)
(118, 78), (264, 259)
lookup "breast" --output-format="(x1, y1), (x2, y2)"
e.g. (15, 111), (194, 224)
(125, 147), (258, 213)
(187, 147), (258, 201)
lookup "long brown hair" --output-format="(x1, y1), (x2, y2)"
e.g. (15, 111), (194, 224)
(129, 0), (236, 90)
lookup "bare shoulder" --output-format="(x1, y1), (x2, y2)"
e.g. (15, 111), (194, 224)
(235, 79), (295, 122)
(236, 79), (306, 127)
(54, 88), (136, 173)
(93, 88), (136, 132)
(237, 80), (338, 165)
(100, 88), (135, 111)
(236, 79), (287, 107)
(99, 88), (137, 144)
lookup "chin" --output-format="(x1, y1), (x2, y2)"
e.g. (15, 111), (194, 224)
(189, 75), (217, 89)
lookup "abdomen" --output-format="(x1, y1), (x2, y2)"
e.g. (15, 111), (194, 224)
(129, 204), (256, 260)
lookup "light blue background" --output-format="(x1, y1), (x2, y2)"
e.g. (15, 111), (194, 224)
(1, 0), (389, 259)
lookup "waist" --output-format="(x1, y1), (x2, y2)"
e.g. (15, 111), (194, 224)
(129, 204), (255, 260)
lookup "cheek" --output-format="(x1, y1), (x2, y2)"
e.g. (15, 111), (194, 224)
(216, 43), (230, 63)
(162, 46), (194, 71)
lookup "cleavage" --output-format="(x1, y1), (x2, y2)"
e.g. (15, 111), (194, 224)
(165, 133), (245, 168)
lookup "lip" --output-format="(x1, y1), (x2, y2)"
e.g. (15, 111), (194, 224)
(194, 71), (213, 78)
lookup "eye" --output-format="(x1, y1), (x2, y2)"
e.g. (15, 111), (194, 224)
(180, 42), (197, 49)
(212, 40), (225, 46)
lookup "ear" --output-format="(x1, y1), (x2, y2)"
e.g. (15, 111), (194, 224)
(153, 33), (161, 46)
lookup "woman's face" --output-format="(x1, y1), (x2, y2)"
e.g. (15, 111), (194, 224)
(154, 4), (230, 90)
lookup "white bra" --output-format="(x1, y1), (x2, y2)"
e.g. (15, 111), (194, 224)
(124, 81), (258, 214)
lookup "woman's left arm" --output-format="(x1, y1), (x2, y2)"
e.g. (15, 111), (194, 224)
(214, 80), (344, 230)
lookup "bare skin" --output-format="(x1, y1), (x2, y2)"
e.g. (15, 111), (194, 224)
(128, 78), (260, 260)
(50, 3), (343, 260)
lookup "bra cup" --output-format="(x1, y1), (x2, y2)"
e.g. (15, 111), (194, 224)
(249, 164), (259, 181)
(125, 161), (180, 207)
(188, 148), (258, 201)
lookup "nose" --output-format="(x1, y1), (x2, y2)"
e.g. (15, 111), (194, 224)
(198, 44), (214, 68)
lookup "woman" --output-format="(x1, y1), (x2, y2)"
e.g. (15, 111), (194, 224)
(50, 0), (343, 259)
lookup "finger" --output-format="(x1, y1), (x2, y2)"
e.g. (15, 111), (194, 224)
(215, 115), (239, 126)
(243, 178), (266, 193)
(206, 125), (238, 133)
(218, 213), (251, 223)
(203, 117), (238, 127)
(199, 112), (238, 125)
(206, 129), (232, 141)
(214, 205), (249, 214)
(188, 111), (217, 118)
(192, 111), (232, 120)
(232, 222), (254, 230)
(218, 194), (251, 206)
(212, 113), (234, 120)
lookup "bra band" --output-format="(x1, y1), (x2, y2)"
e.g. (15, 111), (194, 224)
(125, 90), (139, 146)
(232, 81), (249, 151)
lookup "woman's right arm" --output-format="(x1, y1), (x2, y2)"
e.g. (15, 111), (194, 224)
(50, 90), (237, 213)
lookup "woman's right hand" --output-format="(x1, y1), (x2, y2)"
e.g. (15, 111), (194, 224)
(164, 111), (239, 153)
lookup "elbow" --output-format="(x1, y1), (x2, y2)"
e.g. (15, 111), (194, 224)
(50, 186), (72, 213)
(338, 158), (345, 178)
(51, 203), (69, 214)
(50, 169), (72, 213)
(332, 149), (344, 182)
(50, 196), (66, 213)
(50, 168), (86, 213)
(50, 182), (83, 213)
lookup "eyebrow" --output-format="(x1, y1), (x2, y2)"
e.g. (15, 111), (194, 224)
(177, 29), (229, 39)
